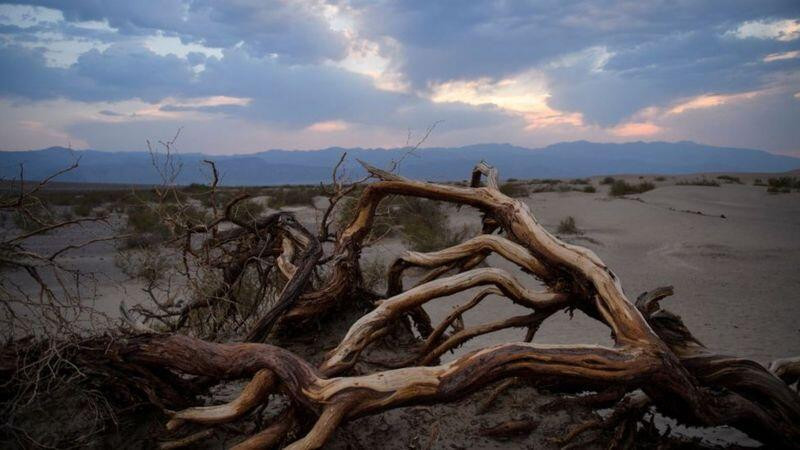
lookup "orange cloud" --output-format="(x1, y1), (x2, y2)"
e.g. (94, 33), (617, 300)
(611, 122), (662, 137)
(666, 91), (761, 115)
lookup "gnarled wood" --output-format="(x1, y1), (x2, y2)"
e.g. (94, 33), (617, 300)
(320, 268), (567, 373)
(156, 162), (800, 448)
(7, 159), (800, 449)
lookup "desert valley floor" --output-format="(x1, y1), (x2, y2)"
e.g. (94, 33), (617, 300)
(6, 172), (800, 448)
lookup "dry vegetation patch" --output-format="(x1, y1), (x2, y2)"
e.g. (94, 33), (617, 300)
(609, 179), (655, 196)
(766, 176), (800, 194)
(677, 178), (720, 187)
(556, 216), (581, 235)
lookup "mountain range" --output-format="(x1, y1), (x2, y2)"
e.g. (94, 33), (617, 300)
(1, 141), (798, 186)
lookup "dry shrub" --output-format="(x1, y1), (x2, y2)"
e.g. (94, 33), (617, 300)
(267, 186), (321, 208)
(677, 178), (720, 187)
(556, 216), (581, 235)
(396, 198), (469, 252)
(499, 182), (528, 197)
(716, 175), (742, 184)
(609, 180), (655, 196)
(766, 177), (800, 194)
(361, 257), (388, 292)
(122, 205), (171, 248)
(229, 198), (266, 224)
(114, 246), (172, 283)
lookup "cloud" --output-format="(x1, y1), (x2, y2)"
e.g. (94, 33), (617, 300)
(0, 38), (513, 147)
(651, 87), (800, 155)
(4, 0), (350, 63)
(730, 19), (800, 42)
(428, 71), (584, 130)
(764, 50), (800, 62)
(1, 0), (799, 155)
(353, 1), (800, 127)
(307, 120), (349, 132)
(666, 91), (764, 115)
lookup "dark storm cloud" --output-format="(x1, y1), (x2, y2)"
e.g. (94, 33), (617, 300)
(548, 28), (800, 125)
(0, 45), (73, 99)
(0, 40), (511, 130)
(352, 0), (800, 123)
(353, 0), (799, 79)
(0, 43), (194, 102)
(195, 47), (513, 129)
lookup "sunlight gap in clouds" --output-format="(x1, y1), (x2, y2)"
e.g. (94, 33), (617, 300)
(144, 33), (223, 60)
(428, 71), (584, 130)
(25, 33), (112, 67)
(424, 46), (620, 133)
(318, 1), (409, 93)
(0, 4), (113, 67)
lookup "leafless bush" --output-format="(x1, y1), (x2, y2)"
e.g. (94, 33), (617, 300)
(556, 216), (581, 235)
(609, 180), (655, 196)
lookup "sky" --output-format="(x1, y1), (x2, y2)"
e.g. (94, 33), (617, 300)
(0, 1), (799, 155)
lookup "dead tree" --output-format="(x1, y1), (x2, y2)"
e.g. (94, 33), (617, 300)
(3, 160), (799, 449)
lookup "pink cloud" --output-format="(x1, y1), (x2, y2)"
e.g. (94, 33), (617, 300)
(764, 50), (800, 62)
(611, 122), (662, 137)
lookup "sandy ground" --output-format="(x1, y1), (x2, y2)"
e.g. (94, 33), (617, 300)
(3, 172), (799, 448)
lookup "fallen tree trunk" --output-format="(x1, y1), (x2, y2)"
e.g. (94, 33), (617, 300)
(4, 160), (799, 449)
(128, 161), (800, 448)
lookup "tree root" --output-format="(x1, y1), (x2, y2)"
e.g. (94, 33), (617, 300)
(558, 391), (650, 449)
(479, 417), (539, 437)
(476, 378), (517, 414)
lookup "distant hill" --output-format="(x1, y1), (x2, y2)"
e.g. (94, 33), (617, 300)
(1, 141), (798, 186)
